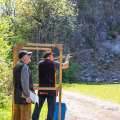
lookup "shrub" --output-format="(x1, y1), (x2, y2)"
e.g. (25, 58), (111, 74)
(63, 61), (79, 83)
(0, 38), (11, 108)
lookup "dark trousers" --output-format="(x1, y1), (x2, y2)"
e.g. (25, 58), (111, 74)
(32, 95), (56, 120)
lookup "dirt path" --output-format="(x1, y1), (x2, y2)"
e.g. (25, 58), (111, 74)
(59, 90), (120, 120)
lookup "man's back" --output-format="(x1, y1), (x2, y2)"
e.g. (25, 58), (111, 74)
(39, 59), (55, 87)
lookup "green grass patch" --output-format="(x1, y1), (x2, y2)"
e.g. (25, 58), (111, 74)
(63, 83), (120, 104)
(0, 108), (11, 120)
(1, 83), (120, 120)
(0, 96), (12, 120)
(0, 97), (47, 120)
(32, 103), (48, 120)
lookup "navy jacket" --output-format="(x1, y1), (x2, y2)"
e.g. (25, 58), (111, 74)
(38, 59), (56, 96)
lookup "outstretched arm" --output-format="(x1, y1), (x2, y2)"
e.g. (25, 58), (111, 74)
(62, 54), (71, 69)
(54, 54), (72, 69)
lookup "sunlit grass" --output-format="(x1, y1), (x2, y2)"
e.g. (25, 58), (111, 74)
(0, 97), (47, 120)
(1, 83), (120, 120)
(32, 102), (48, 120)
(0, 97), (12, 120)
(63, 83), (120, 104)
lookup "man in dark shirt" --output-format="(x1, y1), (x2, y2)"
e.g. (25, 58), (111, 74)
(13, 50), (33, 120)
(32, 51), (69, 120)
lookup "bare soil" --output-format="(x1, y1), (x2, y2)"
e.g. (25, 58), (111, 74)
(60, 90), (120, 120)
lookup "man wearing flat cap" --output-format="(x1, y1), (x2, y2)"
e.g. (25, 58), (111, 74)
(32, 51), (70, 120)
(13, 50), (34, 120)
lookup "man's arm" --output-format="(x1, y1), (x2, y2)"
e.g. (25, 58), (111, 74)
(54, 54), (70, 69)
(21, 64), (30, 98)
(62, 54), (71, 69)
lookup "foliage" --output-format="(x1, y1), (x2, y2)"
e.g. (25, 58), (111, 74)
(29, 61), (39, 84)
(0, 96), (11, 120)
(0, 38), (11, 108)
(1, 0), (76, 44)
(0, 9), (12, 108)
(0, 94), (9, 108)
(26, 0), (76, 43)
(63, 60), (79, 83)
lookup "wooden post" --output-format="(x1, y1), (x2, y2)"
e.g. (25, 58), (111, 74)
(12, 44), (24, 120)
(58, 46), (63, 120)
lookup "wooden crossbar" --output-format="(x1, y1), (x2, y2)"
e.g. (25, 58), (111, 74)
(34, 87), (58, 90)
(25, 43), (63, 49)
(26, 43), (56, 47)
(22, 46), (51, 51)
(33, 84), (61, 90)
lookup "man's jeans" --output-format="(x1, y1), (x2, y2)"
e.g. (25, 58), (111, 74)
(32, 95), (56, 120)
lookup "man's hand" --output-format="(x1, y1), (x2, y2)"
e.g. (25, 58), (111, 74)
(65, 54), (72, 61)
(26, 97), (32, 103)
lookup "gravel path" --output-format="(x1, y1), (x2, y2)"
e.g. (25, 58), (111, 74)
(60, 90), (120, 120)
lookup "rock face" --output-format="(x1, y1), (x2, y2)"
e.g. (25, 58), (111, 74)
(73, 32), (120, 83)
(70, 0), (120, 83)
(74, 44), (120, 83)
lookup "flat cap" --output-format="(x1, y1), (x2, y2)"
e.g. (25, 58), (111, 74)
(18, 50), (32, 59)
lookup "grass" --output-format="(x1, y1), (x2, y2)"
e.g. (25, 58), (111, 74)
(1, 83), (120, 120)
(0, 108), (11, 120)
(32, 103), (48, 120)
(0, 96), (12, 120)
(63, 83), (120, 104)
(0, 97), (47, 120)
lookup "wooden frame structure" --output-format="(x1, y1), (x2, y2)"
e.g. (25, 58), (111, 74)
(12, 43), (63, 120)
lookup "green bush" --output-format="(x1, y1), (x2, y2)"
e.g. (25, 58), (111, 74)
(0, 35), (12, 108)
(0, 93), (9, 108)
(63, 61), (79, 83)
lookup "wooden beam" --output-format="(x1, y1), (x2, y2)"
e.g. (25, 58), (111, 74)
(12, 44), (24, 120)
(33, 87), (58, 90)
(58, 47), (63, 120)
(22, 47), (51, 51)
(25, 43), (63, 49)
(55, 44), (63, 50)
(26, 43), (56, 47)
